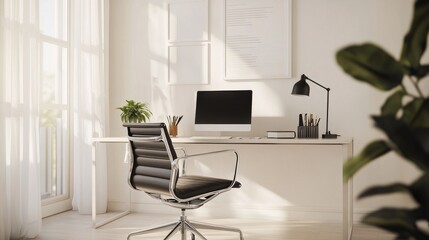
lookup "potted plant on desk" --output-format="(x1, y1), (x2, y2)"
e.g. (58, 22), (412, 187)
(117, 100), (152, 123)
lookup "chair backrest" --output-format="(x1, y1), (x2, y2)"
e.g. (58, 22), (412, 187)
(124, 123), (177, 197)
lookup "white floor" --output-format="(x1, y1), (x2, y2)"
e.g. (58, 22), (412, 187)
(35, 211), (395, 240)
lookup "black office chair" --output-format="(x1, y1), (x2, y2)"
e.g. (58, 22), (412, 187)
(123, 123), (243, 240)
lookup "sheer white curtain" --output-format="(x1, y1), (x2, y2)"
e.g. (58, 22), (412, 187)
(0, 0), (109, 238)
(71, 0), (109, 214)
(0, 0), (42, 239)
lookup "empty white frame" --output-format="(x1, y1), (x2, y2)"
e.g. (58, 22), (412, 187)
(168, 44), (210, 85)
(224, 0), (292, 80)
(168, 0), (209, 42)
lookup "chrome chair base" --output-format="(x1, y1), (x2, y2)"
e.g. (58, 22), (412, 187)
(127, 210), (244, 240)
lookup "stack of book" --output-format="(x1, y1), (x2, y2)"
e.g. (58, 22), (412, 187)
(266, 131), (296, 139)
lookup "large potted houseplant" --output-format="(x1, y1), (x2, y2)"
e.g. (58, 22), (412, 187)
(336, 0), (429, 239)
(117, 100), (152, 123)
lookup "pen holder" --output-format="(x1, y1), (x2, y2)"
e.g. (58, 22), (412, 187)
(169, 124), (178, 137)
(167, 115), (183, 137)
(297, 126), (319, 139)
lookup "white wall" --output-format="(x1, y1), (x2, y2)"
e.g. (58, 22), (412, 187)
(109, 0), (426, 220)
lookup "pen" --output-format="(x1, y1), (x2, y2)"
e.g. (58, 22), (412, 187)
(177, 116), (183, 125)
(304, 113), (307, 126)
(167, 115), (183, 126)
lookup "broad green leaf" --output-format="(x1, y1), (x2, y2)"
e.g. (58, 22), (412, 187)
(409, 173), (429, 216)
(400, 0), (429, 75)
(373, 116), (429, 170)
(358, 175), (429, 217)
(416, 64), (429, 79)
(336, 43), (404, 91)
(402, 99), (429, 128)
(381, 89), (405, 116)
(343, 140), (391, 181)
(358, 183), (409, 199)
(362, 208), (429, 239)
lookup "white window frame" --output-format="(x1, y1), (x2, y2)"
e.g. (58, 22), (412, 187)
(40, 0), (73, 218)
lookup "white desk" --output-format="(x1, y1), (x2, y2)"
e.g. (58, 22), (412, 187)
(174, 137), (353, 240)
(91, 137), (353, 240)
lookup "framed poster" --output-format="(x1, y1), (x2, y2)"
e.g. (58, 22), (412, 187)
(168, 43), (210, 85)
(168, 0), (210, 85)
(224, 0), (292, 80)
(168, 0), (209, 42)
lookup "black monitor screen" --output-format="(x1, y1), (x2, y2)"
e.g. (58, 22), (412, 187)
(195, 90), (252, 125)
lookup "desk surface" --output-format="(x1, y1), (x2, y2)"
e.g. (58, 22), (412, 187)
(174, 137), (352, 145)
(92, 136), (352, 145)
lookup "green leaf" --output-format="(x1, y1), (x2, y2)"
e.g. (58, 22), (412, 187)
(416, 64), (429, 79)
(362, 208), (429, 239)
(373, 116), (429, 170)
(358, 183), (409, 200)
(400, 0), (429, 75)
(117, 100), (152, 123)
(343, 140), (391, 181)
(381, 89), (405, 116)
(402, 99), (429, 128)
(336, 43), (404, 91)
(409, 173), (429, 216)
(361, 174), (429, 218)
(357, 175), (429, 217)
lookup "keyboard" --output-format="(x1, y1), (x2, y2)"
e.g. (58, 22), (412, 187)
(190, 136), (232, 140)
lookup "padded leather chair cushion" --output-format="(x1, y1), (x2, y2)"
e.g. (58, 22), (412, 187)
(174, 175), (239, 199)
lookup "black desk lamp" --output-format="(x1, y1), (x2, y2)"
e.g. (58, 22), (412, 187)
(292, 74), (338, 139)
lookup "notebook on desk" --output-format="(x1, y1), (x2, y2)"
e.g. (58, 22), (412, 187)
(266, 131), (296, 139)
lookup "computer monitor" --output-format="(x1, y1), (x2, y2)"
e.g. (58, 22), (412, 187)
(194, 90), (253, 132)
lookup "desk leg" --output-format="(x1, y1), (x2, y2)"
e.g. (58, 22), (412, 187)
(343, 179), (354, 240)
(343, 142), (354, 240)
(92, 141), (131, 228)
(92, 142), (97, 228)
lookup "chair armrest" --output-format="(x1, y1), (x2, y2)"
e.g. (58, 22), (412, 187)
(174, 147), (187, 175)
(172, 149), (239, 187)
(174, 147), (187, 157)
(176, 149), (236, 160)
(170, 149), (239, 201)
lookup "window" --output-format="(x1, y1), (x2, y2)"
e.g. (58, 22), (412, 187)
(39, 0), (70, 207)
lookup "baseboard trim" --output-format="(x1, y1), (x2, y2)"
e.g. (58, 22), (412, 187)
(42, 198), (73, 218)
(108, 201), (379, 224)
(108, 201), (353, 223)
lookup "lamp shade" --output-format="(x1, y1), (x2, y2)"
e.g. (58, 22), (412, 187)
(291, 75), (310, 96)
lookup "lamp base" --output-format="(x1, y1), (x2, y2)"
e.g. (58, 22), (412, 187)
(322, 131), (339, 139)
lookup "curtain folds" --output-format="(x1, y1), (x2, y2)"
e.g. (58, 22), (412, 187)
(0, 0), (109, 239)
(0, 0), (42, 239)
(71, 0), (109, 215)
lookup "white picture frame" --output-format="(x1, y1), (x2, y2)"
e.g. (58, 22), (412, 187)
(168, 0), (209, 42)
(224, 0), (292, 80)
(168, 43), (210, 85)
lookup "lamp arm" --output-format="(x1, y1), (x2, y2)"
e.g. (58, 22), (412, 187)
(303, 74), (330, 91)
